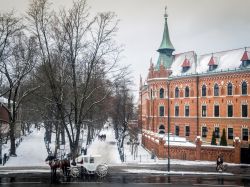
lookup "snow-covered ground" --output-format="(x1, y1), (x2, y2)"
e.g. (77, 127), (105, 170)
(3, 128), (48, 167)
(0, 123), (247, 174)
(87, 127), (121, 165)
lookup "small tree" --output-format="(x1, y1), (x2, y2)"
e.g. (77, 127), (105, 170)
(220, 128), (227, 146)
(211, 131), (217, 145)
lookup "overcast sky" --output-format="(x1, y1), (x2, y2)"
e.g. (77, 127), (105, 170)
(1, 0), (250, 98)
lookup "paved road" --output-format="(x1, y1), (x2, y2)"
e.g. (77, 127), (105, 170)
(1, 164), (250, 186)
(0, 174), (249, 187)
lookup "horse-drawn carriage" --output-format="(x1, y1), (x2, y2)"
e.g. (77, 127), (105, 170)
(46, 154), (108, 178)
(75, 154), (108, 177)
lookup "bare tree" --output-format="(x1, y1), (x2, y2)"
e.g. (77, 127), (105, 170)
(0, 12), (23, 97)
(27, 0), (125, 158)
(111, 77), (135, 161)
(0, 27), (38, 155)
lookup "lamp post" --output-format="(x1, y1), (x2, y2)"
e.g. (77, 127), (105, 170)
(167, 81), (170, 172)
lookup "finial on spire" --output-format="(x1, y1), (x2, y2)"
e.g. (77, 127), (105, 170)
(164, 6), (168, 18)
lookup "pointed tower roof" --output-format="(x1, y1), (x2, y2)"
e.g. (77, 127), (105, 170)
(155, 7), (175, 70)
(157, 7), (175, 52)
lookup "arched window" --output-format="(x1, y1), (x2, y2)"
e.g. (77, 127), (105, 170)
(150, 89), (153, 99)
(202, 85), (206, 97)
(242, 81), (247, 95)
(227, 83), (233, 95)
(175, 87), (179, 98)
(214, 84), (219, 96)
(159, 88), (164, 98)
(159, 125), (165, 134)
(185, 86), (189, 97)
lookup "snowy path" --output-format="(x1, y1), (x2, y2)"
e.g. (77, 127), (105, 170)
(87, 127), (121, 165)
(4, 128), (47, 167)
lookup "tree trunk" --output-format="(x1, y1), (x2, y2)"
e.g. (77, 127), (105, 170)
(61, 127), (65, 145)
(9, 122), (16, 156)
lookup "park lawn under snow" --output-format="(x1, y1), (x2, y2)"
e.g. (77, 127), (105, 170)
(3, 128), (48, 167)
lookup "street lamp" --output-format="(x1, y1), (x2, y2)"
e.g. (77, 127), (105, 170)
(0, 121), (2, 165)
(167, 81), (170, 172)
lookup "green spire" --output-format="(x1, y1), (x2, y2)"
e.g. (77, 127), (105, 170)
(156, 7), (175, 70)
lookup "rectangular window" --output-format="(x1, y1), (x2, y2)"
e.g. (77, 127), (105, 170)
(202, 105), (207, 117)
(228, 105), (233, 117)
(228, 128), (233, 140)
(202, 126), (207, 138)
(175, 126), (179, 136)
(242, 128), (248, 141)
(185, 126), (190, 136)
(242, 104), (248, 117)
(214, 105), (219, 117)
(185, 106), (189, 117)
(159, 106), (164, 116)
(215, 127), (220, 138)
(175, 106), (179, 117)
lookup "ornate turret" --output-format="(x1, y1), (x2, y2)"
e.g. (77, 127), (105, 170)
(156, 7), (175, 70)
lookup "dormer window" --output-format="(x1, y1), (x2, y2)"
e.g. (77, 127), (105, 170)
(208, 55), (218, 71)
(241, 50), (250, 67)
(181, 58), (190, 73)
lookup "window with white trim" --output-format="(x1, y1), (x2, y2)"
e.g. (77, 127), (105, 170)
(228, 105), (233, 117)
(227, 128), (233, 140)
(214, 105), (219, 117)
(242, 104), (248, 117)
(185, 126), (190, 136)
(175, 125), (179, 136)
(159, 106), (164, 117)
(214, 127), (220, 138)
(202, 126), (207, 138)
(185, 105), (189, 117)
(202, 105), (207, 117)
(242, 128), (248, 141)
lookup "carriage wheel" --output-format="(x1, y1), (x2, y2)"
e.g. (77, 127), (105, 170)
(96, 164), (108, 177)
(70, 167), (80, 178)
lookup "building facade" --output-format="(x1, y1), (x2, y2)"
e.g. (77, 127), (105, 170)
(139, 11), (250, 150)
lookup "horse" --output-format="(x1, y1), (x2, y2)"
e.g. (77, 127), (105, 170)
(98, 134), (106, 141)
(59, 159), (70, 177)
(45, 155), (60, 181)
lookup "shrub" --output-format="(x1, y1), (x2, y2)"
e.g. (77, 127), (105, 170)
(211, 131), (217, 145)
(220, 128), (227, 146)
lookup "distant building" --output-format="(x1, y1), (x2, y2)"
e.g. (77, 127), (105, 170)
(139, 10), (250, 150)
(0, 97), (10, 137)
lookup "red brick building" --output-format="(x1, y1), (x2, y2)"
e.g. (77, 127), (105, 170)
(139, 11), (250, 153)
(0, 98), (10, 136)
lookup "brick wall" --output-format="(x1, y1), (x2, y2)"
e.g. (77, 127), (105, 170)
(142, 132), (241, 163)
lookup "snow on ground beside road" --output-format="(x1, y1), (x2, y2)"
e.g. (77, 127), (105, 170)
(3, 128), (48, 167)
(122, 169), (234, 176)
(87, 127), (121, 165)
(1, 123), (247, 169)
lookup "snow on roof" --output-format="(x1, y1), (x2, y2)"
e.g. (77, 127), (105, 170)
(197, 48), (246, 73)
(171, 51), (196, 76)
(170, 47), (250, 77)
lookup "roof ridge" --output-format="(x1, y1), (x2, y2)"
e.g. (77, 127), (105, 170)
(199, 47), (249, 57)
